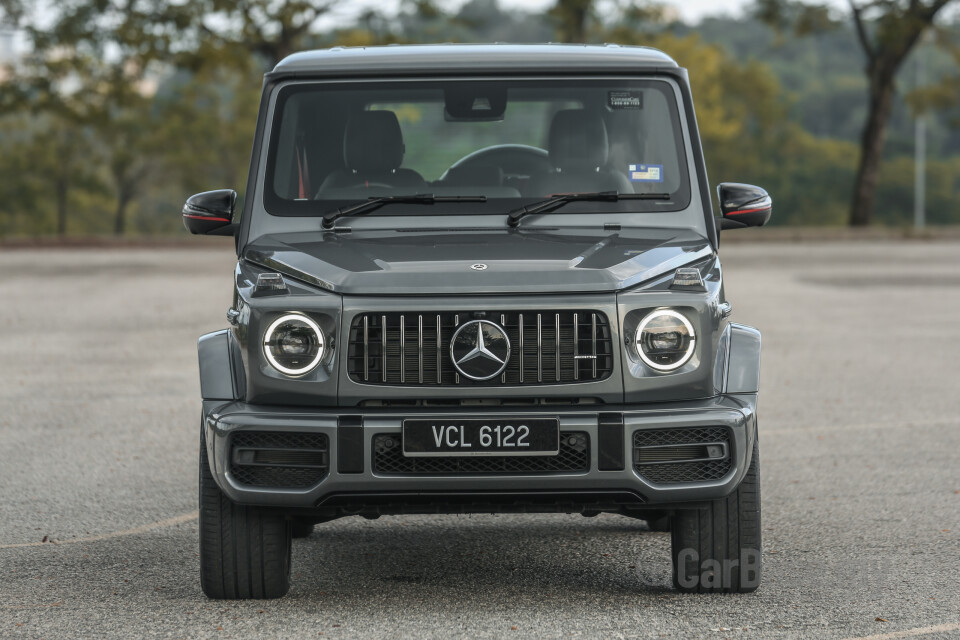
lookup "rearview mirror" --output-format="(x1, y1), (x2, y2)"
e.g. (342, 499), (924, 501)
(444, 83), (507, 121)
(717, 183), (771, 230)
(182, 189), (237, 236)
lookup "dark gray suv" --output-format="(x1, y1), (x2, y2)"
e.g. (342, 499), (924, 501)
(184, 43), (771, 599)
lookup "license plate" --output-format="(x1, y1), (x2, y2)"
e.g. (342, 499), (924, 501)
(402, 418), (560, 457)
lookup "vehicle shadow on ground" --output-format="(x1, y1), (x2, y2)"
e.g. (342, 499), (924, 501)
(289, 516), (679, 601)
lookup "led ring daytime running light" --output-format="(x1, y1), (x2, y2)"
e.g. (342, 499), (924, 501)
(635, 309), (696, 372)
(263, 313), (325, 376)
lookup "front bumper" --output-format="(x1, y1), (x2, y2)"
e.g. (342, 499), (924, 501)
(202, 393), (758, 514)
(204, 394), (757, 515)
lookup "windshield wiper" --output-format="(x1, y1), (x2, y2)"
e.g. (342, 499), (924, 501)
(507, 191), (671, 228)
(322, 194), (487, 229)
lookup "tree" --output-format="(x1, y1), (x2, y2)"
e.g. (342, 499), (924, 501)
(189, 0), (335, 68)
(155, 60), (262, 196)
(755, 0), (957, 226)
(3, 0), (196, 234)
(549, 0), (594, 43)
(846, 0), (956, 226)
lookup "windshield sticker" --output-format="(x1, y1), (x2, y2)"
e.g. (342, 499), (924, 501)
(628, 164), (664, 182)
(608, 91), (643, 110)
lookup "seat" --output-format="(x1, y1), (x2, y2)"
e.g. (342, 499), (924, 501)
(316, 111), (426, 193)
(524, 110), (632, 196)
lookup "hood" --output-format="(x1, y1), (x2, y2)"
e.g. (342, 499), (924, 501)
(243, 227), (712, 296)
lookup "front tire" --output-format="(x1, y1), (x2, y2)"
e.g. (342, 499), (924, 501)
(670, 439), (762, 593)
(291, 520), (314, 539)
(635, 510), (671, 532)
(199, 431), (292, 599)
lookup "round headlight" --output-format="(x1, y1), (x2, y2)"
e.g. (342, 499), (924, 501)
(263, 314), (324, 376)
(635, 309), (696, 371)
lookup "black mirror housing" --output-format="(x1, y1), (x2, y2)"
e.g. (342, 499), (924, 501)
(182, 189), (238, 235)
(717, 183), (772, 230)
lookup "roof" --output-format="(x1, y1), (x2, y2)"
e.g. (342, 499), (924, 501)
(271, 43), (679, 78)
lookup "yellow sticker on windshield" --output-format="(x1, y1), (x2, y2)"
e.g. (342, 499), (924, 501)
(628, 164), (663, 182)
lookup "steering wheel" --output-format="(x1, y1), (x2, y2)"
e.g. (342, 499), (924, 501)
(343, 182), (394, 190)
(444, 144), (551, 181)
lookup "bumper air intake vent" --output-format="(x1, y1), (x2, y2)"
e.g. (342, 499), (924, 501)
(632, 426), (732, 484)
(229, 431), (329, 488)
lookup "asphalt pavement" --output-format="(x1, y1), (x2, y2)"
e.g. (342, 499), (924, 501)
(1, 240), (959, 639)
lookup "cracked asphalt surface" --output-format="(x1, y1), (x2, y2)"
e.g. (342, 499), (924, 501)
(1, 241), (959, 639)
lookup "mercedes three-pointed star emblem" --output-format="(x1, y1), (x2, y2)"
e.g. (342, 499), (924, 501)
(449, 319), (511, 381)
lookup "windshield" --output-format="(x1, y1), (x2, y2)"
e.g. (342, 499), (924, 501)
(263, 78), (690, 217)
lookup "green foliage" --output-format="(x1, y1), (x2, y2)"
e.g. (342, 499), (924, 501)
(0, 114), (111, 235)
(749, 0), (959, 225)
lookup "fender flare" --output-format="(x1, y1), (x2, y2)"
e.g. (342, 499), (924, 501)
(197, 330), (245, 401)
(719, 323), (762, 394)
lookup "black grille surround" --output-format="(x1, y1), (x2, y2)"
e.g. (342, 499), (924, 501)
(632, 426), (732, 484)
(373, 431), (589, 475)
(347, 311), (614, 387)
(229, 431), (330, 488)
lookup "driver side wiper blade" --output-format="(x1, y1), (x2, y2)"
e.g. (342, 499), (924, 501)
(322, 194), (487, 229)
(507, 191), (671, 228)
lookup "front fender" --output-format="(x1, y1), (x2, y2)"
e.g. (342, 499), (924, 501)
(198, 329), (245, 401)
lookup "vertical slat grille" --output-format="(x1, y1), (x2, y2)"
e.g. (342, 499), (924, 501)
(348, 311), (613, 386)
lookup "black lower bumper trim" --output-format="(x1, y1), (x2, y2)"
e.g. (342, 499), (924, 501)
(307, 489), (647, 516)
(337, 416), (364, 474)
(597, 412), (625, 471)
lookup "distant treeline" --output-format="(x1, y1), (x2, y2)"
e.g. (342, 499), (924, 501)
(0, 0), (958, 237)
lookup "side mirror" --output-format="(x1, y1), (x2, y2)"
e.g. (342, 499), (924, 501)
(182, 189), (237, 236)
(717, 183), (771, 230)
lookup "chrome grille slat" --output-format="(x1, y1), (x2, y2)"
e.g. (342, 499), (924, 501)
(501, 313), (507, 384)
(417, 314), (424, 384)
(519, 313), (525, 383)
(400, 315), (406, 384)
(454, 314), (460, 384)
(591, 312), (597, 378)
(555, 313), (560, 382)
(348, 310), (613, 387)
(363, 315), (369, 382)
(537, 313), (543, 383)
(573, 313), (579, 381)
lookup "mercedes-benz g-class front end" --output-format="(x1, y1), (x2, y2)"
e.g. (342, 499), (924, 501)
(185, 44), (770, 599)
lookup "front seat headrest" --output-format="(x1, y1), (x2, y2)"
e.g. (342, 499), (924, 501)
(547, 110), (609, 172)
(343, 111), (405, 173)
